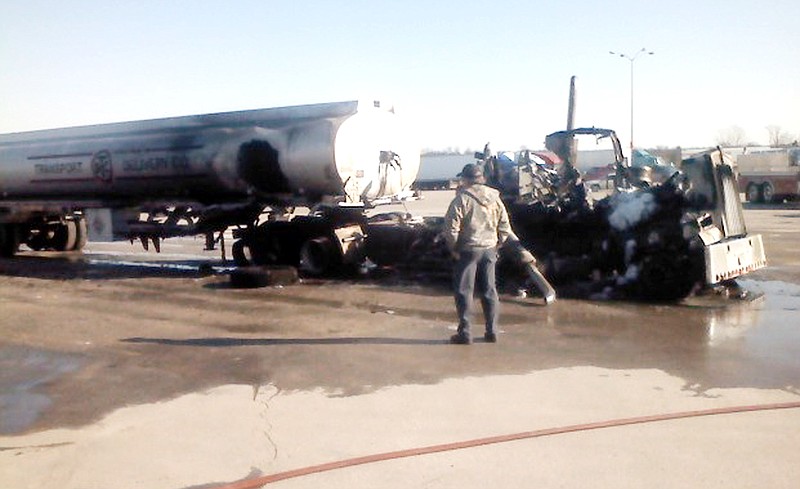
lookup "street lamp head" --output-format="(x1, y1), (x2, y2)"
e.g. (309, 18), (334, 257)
(610, 48), (655, 61)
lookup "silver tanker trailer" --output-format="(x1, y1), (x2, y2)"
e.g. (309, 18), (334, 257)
(0, 100), (419, 273)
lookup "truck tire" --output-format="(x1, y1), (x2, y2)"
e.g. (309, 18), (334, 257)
(229, 265), (298, 288)
(51, 221), (77, 251)
(231, 239), (252, 267)
(761, 182), (775, 203)
(0, 224), (21, 257)
(298, 236), (339, 276)
(745, 183), (762, 203)
(72, 217), (88, 251)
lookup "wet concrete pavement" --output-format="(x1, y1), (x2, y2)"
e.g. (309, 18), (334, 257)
(0, 193), (799, 488)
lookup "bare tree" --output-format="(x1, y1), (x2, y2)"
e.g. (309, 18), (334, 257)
(766, 125), (793, 147)
(716, 126), (747, 147)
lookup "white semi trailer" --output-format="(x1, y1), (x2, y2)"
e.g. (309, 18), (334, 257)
(0, 100), (419, 273)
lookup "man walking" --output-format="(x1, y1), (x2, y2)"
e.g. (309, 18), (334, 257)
(444, 163), (513, 344)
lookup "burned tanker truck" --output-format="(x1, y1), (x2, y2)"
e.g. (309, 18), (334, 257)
(0, 100), (420, 276)
(0, 96), (767, 301)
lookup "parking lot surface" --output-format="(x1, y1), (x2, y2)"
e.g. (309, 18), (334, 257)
(1, 193), (799, 488)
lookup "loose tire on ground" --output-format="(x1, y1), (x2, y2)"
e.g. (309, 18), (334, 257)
(229, 265), (299, 288)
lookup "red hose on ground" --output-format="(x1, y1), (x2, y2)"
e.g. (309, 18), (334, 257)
(214, 400), (800, 489)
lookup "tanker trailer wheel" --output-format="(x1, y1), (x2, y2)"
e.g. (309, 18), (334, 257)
(0, 224), (21, 257)
(71, 217), (88, 251)
(51, 221), (77, 251)
(761, 182), (775, 203)
(299, 236), (340, 276)
(231, 239), (253, 266)
(745, 183), (762, 203)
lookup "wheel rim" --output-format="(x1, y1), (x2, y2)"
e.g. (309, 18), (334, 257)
(51, 221), (77, 251)
(762, 184), (774, 203)
(299, 237), (336, 275)
(746, 184), (760, 202)
(231, 240), (252, 266)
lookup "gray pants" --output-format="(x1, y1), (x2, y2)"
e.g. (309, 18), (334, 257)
(453, 247), (499, 338)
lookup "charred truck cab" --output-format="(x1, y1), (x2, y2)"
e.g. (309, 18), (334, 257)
(681, 149), (767, 285)
(488, 127), (766, 301)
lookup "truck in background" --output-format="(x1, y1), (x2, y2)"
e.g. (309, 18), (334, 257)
(737, 148), (800, 203)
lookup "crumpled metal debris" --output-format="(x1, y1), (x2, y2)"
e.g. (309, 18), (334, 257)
(364, 129), (756, 303)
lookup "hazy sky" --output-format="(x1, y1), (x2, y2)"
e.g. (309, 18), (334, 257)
(1, 1), (797, 152)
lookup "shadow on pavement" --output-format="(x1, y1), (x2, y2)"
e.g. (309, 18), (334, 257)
(121, 336), (449, 347)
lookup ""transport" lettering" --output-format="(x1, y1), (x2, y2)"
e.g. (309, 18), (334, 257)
(34, 161), (83, 174)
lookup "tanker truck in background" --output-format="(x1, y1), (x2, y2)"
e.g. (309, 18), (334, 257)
(0, 100), (419, 273)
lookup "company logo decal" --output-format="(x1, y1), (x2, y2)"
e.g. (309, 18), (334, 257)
(91, 150), (113, 183)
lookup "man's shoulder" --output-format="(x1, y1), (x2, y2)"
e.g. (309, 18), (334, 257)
(466, 184), (502, 203)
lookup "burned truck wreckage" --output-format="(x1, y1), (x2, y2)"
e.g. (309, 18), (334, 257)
(365, 127), (767, 302)
(0, 98), (766, 302)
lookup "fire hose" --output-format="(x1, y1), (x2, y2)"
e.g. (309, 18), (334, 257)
(213, 400), (800, 489)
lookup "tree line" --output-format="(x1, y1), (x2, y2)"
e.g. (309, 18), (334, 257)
(717, 125), (799, 148)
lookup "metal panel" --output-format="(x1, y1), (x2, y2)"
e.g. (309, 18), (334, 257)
(0, 100), (419, 208)
(704, 234), (767, 284)
(720, 168), (747, 237)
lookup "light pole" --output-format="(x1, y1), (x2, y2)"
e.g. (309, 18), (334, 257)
(609, 48), (654, 151)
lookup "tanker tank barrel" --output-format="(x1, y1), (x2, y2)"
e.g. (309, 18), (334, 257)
(0, 100), (420, 259)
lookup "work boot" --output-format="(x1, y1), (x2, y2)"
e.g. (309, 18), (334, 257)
(450, 333), (472, 345)
(484, 332), (497, 343)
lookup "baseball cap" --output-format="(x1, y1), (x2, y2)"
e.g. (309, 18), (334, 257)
(457, 163), (483, 179)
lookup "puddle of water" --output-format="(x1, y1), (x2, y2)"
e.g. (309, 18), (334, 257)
(0, 348), (81, 434)
(681, 279), (800, 347)
(738, 279), (800, 306)
(86, 258), (235, 274)
(736, 280), (800, 378)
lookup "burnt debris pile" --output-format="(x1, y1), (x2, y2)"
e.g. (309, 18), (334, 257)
(370, 129), (763, 303)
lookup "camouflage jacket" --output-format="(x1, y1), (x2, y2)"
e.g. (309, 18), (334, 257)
(444, 183), (513, 252)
